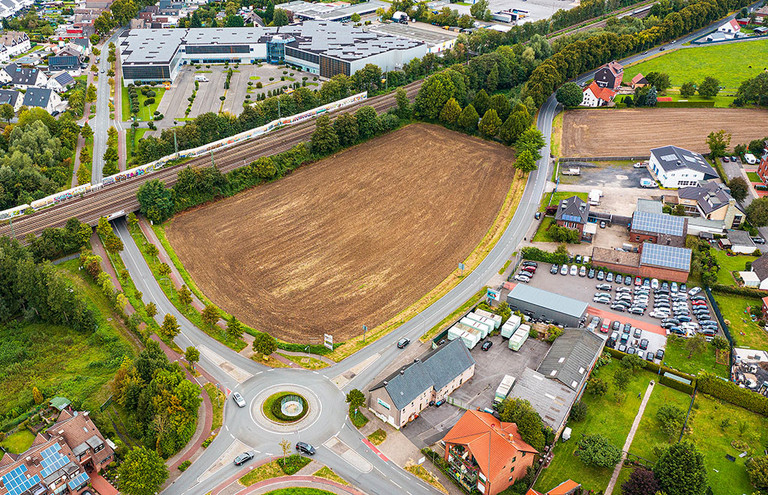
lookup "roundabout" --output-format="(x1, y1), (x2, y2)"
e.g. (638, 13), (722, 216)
(251, 384), (323, 433)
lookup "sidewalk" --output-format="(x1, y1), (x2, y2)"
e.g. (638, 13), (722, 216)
(605, 380), (656, 495)
(71, 134), (84, 188)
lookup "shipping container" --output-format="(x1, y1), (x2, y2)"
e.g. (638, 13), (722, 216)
(460, 317), (492, 338)
(508, 325), (530, 351)
(493, 375), (516, 404)
(501, 315), (522, 338)
(470, 310), (502, 329)
(461, 328), (482, 349)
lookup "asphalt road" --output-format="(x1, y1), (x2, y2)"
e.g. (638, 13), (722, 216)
(111, 11), (756, 494)
(91, 29), (124, 184)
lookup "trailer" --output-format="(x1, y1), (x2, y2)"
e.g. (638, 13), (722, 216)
(493, 375), (516, 405)
(501, 315), (521, 338)
(460, 327), (482, 349)
(561, 167), (580, 176)
(462, 316), (493, 336)
(471, 309), (502, 329)
(508, 325), (530, 351)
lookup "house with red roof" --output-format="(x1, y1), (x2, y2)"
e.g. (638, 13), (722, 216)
(581, 81), (616, 107)
(443, 410), (537, 495)
(717, 19), (741, 38)
(593, 60), (623, 90)
(526, 479), (582, 495)
(631, 73), (648, 89)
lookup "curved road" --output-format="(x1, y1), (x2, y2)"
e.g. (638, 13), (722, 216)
(113, 12), (750, 494)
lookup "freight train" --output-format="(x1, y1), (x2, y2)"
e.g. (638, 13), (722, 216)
(0, 92), (368, 222)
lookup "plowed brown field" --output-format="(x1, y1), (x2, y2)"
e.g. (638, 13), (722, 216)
(562, 108), (768, 157)
(166, 124), (515, 342)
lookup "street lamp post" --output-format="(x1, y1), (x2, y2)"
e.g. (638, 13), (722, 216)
(173, 120), (178, 155)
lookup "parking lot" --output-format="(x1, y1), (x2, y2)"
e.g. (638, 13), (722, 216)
(400, 334), (550, 448)
(154, 63), (321, 121)
(509, 261), (721, 363)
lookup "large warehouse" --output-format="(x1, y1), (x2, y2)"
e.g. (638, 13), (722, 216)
(119, 22), (427, 84)
(506, 285), (587, 328)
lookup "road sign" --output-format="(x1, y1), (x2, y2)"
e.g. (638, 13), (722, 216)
(487, 289), (500, 301)
(324, 333), (333, 350)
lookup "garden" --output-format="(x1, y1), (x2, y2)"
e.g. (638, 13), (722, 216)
(714, 292), (768, 350)
(662, 334), (730, 377)
(121, 83), (166, 122)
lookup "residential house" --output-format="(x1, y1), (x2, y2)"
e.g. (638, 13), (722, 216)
(368, 339), (475, 428)
(581, 81), (616, 107)
(593, 60), (623, 90)
(717, 19), (741, 38)
(630, 73), (648, 89)
(554, 196), (590, 236)
(648, 145), (717, 188)
(0, 88), (22, 112)
(48, 46), (82, 71)
(757, 155), (768, 184)
(71, 38), (91, 56)
(0, 31), (31, 58)
(47, 72), (76, 92)
(630, 210), (687, 247)
(537, 328), (604, 394)
(750, 253), (768, 290)
(0, 63), (48, 88)
(724, 229), (757, 254)
(756, 5), (768, 23)
(677, 182), (744, 229)
(527, 480), (582, 495)
(0, 409), (114, 495)
(22, 88), (63, 114)
(0, 46), (8, 64)
(443, 410), (538, 495)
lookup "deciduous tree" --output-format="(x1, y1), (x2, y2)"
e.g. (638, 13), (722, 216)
(680, 81), (696, 98)
(346, 389), (365, 414)
(310, 115), (338, 155)
(184, 346), (199, 366)
(333, 113), (358, 146)
(137, 180), (175, 224)
(747, 455), (768, 493)
(457, 104), (479, 132)
(621, 468), (660, 495)
(499, 398), (545, 451)
(253, 332), (277, 357)
(145, 301), (157, 318)
(576, 434), (622, 468)
(645, 72), (671, 92)
(555, 82), (583, 107)
(227, 315), (243, 339)
(201, 304), (220, 328)
(118, 447), (168, 495)
(439, 98), (461, 125)
(698, 76), (720, 98)
(653, 441), (707, 495)
(706, 129), (731, 158)
(728, 177), (748, 202)
(747, 197), (768, 227)
(161, 313), (180, 338)
(178, 285), (192, 307)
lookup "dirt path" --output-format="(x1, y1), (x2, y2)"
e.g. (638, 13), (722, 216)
(166, 124), (515, 342)
(605, 380), (656, 495)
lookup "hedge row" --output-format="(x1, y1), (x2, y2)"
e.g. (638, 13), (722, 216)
(520, 246), (568, 265)
(698, 373), (768, 417)
(655, 100), (716, 108)
(270, 395), (308, 422)
(603, 347), (696, 394)
(710, 284), (768, 299)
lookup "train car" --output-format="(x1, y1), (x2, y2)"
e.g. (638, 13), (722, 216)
(0, 203), (31, 221)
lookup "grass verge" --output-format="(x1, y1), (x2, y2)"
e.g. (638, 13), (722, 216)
(405, 463), (448, 494)
(203, 383), (224, 431)
(312, 466), (348, 485)
(498, 259), (511, 275)
(0, 430), (35, 454)
(532, 216), (555, 243)
(240, 460), (285, 486)
(349, 408), (369, 429)
(419, 286), (487, 342)
(550, 110), (564, 157)
(276, 352), (329, 370)
(367, 428), (387, 445)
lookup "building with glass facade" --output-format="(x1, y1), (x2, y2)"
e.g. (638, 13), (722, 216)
(119, 22), (426, 84)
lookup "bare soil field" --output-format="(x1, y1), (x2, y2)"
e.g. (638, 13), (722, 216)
(166, 124), (515, 343)
(561, 108), (768, 157)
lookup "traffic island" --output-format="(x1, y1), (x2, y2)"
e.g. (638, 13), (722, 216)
(252, 384), (321, 433)
(263, 392), (309, 423)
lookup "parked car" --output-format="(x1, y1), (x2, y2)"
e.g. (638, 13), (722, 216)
(615, 274), (623, 284)
(634, 277), (642, 286)
(522, 265), (536, 273)
(397, 338), (410, 349)
(481, 341), (493, 351)
(570, 265), (578, 276)
(596, 283), (612, 290)
(522, 261), (538, 267)
(535, 211), (542, 220)
(611, 304), (626, 312)
(627, 347), (637, 355)
(656, 349), (665, 360)
(612, 321), (621, 331)
(623, 323), (632, 333)
(561, 264), (569, 275)
(723, 156), (730, 162)
(579, 266), (587, 277)
(753, 237), (766, 245)
(600, 220), (607, 228)
(618, 344), (627, 352)
(597, 270), (605, 280)
(646, 352), (654, 362)
(624, 276), (632, 286)
(232, 392), (247, 408)
(639, 338), (649, 350)
(588, 268), (595, 279)
(601, 320), (611, 333)
(550, 264), (559, 274)
(606, 272), (614, 282)
(651, 278), (659, 290)
(575, 255), (582, 264)
(234, 451), (255, 466)
(689, 287), (702, 296)
(296, 442), (316, 455)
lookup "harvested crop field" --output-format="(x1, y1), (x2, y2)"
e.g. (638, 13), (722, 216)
(561, 108), (768, 157)
(166, 124), (515, 342)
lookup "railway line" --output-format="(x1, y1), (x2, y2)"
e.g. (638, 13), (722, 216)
(0, 80), (422, 240)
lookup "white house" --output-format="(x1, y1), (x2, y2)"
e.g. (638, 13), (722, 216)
(717, 19), (741, 38)
(0, 88), (22, 112)
(0, 63), (48, 88)
(22, 88), (63, 114)
(648, 145), (718, 188)
(47, 72), (75, 93)
(750, 253), (768, 290)
(581, 81), (616, 107)
(0, 31), (30, 58)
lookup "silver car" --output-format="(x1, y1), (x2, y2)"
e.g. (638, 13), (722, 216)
(232, 392), (246, 408)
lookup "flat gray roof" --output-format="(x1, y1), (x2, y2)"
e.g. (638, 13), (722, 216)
(508, 367), (575, 431)
(369, 22), (458, 45)
(507, 284), (588, 319)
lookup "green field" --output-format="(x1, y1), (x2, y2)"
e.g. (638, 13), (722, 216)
(664, 335), (729, 377)
(623, 40), (768, 91)
(0, 260), (138, 420)
(532, 216), (555, 242)
(714, 292), (768, 350)
(128, 128), (148, 165)
(628, 384), (692, 461)
(687, 394), (768, 494)
(535, 360), (653, 493)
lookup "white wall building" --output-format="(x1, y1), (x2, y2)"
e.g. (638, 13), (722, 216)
(648, 145), (718, 189)
(0, 31), (30, 57)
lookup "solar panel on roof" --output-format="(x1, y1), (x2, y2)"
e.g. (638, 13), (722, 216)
(640, 243), (691, 271)
(67, 471), (90, 490)
(660, 154), (676, 161)
(40, 442), (71, 478)
(632, 211), (685, 236)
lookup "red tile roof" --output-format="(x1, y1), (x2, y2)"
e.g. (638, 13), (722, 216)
(548, 479), (581, 495)
(443, 411), (537, 481)
(584, 81), (616, 102)
(631, 73), (647, 85)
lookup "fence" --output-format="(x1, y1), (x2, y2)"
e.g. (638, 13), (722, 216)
(559, 155), (650, 162)
(704, 286), (734, 370)
(446, 396), (471, 410)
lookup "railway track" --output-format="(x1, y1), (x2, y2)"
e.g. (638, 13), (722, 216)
(0, 80), (423, 240)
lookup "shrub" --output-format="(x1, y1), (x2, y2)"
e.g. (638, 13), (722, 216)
(569, 401), (587, 422)
(577, 434), (622, 468)
(178, 460), (191, 471)
(698, 373), (768, 416)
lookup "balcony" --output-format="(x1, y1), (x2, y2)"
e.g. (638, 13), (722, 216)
(446, 445), (480, 492)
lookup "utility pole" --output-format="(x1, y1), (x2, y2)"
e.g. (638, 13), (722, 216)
(173, 120), (178, 155)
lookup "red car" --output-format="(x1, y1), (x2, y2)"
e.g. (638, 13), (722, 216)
(634, 277), (642, 286)
(522, 266), (536, 273)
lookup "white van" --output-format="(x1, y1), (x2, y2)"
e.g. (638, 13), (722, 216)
(195, 75), (209, 82)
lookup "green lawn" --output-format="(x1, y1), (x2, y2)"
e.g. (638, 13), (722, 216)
(0, 430), (35, 454)
(747, 172), (762, 183)
(687, 394), (768, 495)
(264, 489), (333, 495)
(664, 335), (729, 377)
(0, 260), (138, 420)
(623, 40), (768, 91)
(628, 383), (692, 461)
(535, 360), (653, 493)
(711, 249), (758, 286)
(121, 85), (166, 122)
(539, 191), (589, 212)
(714, 292), (768, 350)
(660, 89), (736, 108)
(532, 216), (555, 242)
(127, 128), (148, 165)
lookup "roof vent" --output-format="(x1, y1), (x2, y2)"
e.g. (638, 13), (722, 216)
(383, 380), (388, 385)
(414, 359), (420, 363)
(400, 370), (405, 375)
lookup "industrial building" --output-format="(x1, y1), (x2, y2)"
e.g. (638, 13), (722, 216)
(280, 0), (389, 22)
(505, 285), (588, 328)
(592, 242), (692, 282)
(119, 22), (427, 84)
